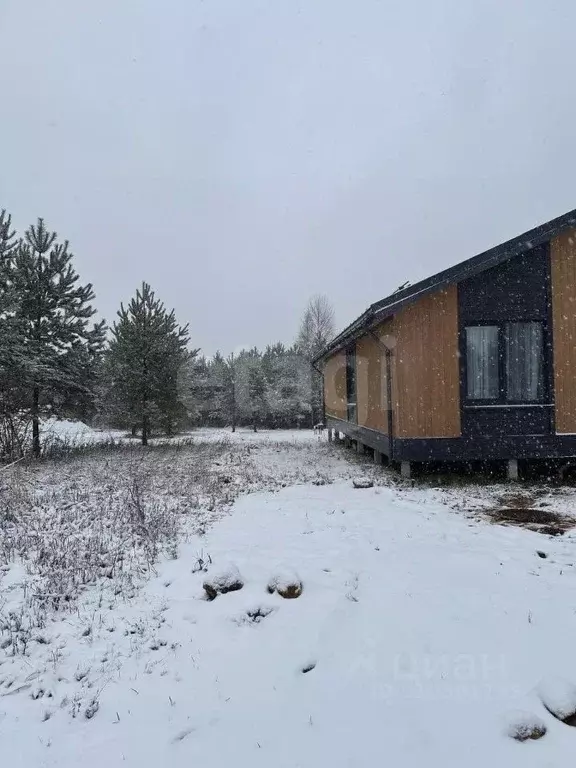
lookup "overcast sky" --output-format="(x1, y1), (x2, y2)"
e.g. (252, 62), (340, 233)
(1, 0), (575, 355)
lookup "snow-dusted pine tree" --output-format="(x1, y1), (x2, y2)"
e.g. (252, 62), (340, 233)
(0, 210), (19, 394)
(222, 353), (238, 432)
(0, 210), (28, 456)
(11, 219), (105, 456)
(247, 356), (268, 432)
(177, 353), (208, 426)
(106, 282), (189, 444)
(235, 349), (269, 432)
(262, 344), (311, 428)
(204, 351), (237, 430)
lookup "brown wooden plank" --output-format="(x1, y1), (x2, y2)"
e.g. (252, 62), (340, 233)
(356, 333), (386, 432)
(323, 350), (347, 420)
(551, 230), (576, 433)
(325, 287), (460, 438)
(392, 285), (461, 438)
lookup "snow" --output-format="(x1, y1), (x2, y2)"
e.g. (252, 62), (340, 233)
(41, 417), (123, 445)
(190, 426), (324, 444)
(537, 677), (576, 720)
(2, 430), (576, 766)
(42, 417), (98, 440)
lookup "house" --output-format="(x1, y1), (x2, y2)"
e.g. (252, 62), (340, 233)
(315, 207), (576, 478)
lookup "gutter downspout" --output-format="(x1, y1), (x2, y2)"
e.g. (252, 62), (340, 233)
(368, 330), (395, 461)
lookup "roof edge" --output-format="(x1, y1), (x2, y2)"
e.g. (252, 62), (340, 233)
(314, 206), (576, 364)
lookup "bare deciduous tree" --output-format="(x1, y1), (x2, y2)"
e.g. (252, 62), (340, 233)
(296, 294), (335, 426)
(296, 294), (335, 360)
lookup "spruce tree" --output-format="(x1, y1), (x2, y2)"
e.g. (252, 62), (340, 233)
(106, 282), (189, 444)
(12, 219), (105, 456)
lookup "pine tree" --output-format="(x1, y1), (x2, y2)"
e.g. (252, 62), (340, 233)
(0, 210), (19, 401)
(215, 353), (238, 431)
(264, 345), (311, 428)
(106, 282), (189, 444)
(247, 359), (267, 432)
(235, 349), (268, 431)
(0, 210), (27, 456)
(11, 219), (105, 456)
(175, 351), (204, 427)
(200, 352), (236, 429)
(197, 345), (311, 431)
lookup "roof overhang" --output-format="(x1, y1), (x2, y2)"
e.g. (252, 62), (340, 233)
(314, 206), (576, 364)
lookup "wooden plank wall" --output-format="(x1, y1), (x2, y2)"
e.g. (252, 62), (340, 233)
(325, 286), (460, 438)
(356, 333), (387, 432)
(391, 285), (461, 438)
(323, 349), (347, 420)
(551, 230), (576, 433)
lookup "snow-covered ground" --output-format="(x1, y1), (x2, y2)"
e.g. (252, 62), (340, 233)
(190, 426), (323, 443)
(2, 429), (576, 766)
(41, 418), (114, 443)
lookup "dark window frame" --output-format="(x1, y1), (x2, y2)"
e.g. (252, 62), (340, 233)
(464, 320), (549, 406)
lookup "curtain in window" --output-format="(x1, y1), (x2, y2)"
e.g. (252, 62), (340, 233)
(506, 322), (543, 401)
(466, 326), (499, 399)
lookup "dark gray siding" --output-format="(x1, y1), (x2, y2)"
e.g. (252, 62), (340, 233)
(458, 244), (554, 438)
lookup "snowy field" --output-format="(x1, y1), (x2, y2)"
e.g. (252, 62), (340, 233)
(2, 427), (576, 766)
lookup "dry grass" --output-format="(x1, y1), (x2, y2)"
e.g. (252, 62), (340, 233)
(0, 440), (238, 653)
(0, 436), (368, 657)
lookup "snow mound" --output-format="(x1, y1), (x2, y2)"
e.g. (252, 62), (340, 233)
(503, 710), (547, 741)
(203, 564), (244, 600)
(537, 677), (576, 723)
(267, 567), (303, 599)
(352, 477), (374, 489)
(42, 418), (96, 440)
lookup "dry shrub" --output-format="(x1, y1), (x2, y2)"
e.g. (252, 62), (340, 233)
(0, 440), (234, 650)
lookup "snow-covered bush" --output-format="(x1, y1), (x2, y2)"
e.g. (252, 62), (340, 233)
(203, 564), (244, 600)
(267, 567), (303, 599)
(352, 477), (374, 489)
(504, 710), (547, 741)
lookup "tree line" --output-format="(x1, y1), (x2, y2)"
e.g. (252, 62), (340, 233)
(0, 210), (335, 457)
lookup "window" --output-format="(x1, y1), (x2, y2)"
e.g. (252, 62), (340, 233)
(466, 326), (499, 399)
(506, 322), (543, 402)
(346, 346), (357, 422)
(465, 322), (545, 403)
